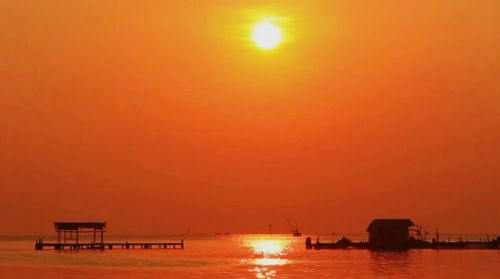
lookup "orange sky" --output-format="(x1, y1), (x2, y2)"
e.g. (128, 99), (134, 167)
(1, 0), (499, 235)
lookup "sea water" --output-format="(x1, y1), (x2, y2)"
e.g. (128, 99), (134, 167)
(1, 234), (500, 278)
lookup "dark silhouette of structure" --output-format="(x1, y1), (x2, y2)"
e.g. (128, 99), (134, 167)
(54, 222), (106, 248)
(367, 219), (414, 249)
(305, 218), (500, 250)
(35, 221), (183, 250)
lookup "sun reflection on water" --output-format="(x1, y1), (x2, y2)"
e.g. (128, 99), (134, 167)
(249, 239), (286, 255)
(243, 237), (292, 279)
(254, 258), (288, 266)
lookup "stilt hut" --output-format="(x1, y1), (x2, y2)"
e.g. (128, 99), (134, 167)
(367, 219), (414, 249)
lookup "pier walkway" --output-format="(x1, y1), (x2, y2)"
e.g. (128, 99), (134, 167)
(35, 221), (184, 251)
(306, 237), (500, 250)
(35, 240), (184, 250)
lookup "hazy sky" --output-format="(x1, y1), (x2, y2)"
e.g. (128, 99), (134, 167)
(1, 0), (499, 235)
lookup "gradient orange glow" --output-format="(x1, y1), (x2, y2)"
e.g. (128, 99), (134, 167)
(0, 1), (499, 235)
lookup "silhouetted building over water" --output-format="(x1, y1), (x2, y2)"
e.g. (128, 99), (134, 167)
(367, 219), (415, 249)
(307, 218), (499, 250)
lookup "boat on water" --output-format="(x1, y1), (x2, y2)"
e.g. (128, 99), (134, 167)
(288, 220), (302, 237)
(292, 228), (302, 237)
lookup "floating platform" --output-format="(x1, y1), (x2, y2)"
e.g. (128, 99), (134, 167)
(35, 240), (184, 250)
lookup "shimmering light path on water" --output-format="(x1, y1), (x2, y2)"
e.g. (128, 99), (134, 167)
(1, 235), (500, 278)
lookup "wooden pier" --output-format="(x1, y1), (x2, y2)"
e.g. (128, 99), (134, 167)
(306, 218), (500, 250)
(35, 240), (184, 250)
(306, 236), (500, 250)
(35, 221), (184, 251)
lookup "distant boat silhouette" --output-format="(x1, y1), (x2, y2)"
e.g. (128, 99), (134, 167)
(287, 220), (302, 237)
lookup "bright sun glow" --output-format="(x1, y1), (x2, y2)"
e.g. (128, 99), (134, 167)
(248, 239), (286, 255)
(252, 21), (283, 49)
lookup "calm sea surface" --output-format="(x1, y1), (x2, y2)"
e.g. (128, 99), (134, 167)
(1, 234), (500, 278)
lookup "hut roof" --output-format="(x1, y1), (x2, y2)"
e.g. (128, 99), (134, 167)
(366, 219), (414, 231)
(54, 222), (106, 231)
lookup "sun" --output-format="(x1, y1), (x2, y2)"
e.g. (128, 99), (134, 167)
(251, 21), (283, 50)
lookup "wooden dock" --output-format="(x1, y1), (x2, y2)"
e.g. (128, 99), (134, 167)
(306, 219), (500, 250)
(35, 222), (184, 251)
(35, 240), (184, 250)
(305, 236), (500, 250)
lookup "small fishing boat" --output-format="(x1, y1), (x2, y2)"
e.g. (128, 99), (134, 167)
(292, 228), (302, 237)
(288, 220), (302, 237)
